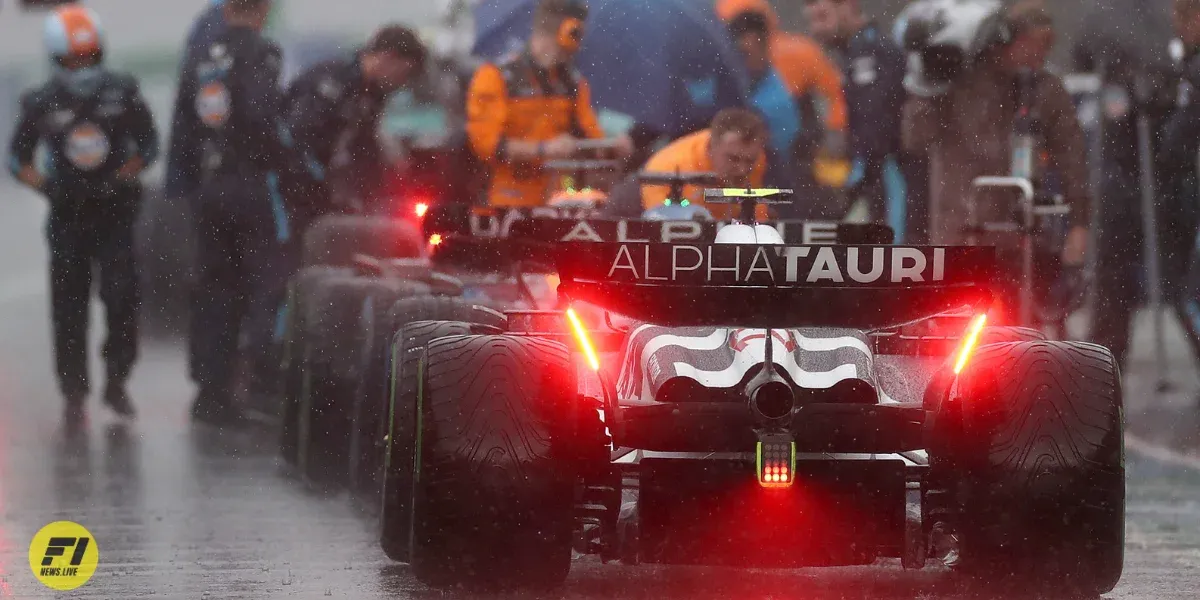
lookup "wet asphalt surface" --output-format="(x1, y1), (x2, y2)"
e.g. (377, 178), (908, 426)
(0, 186), (1199, 598)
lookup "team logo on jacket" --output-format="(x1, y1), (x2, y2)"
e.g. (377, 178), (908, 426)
(196, 81), (232, 128)
(64, 122), (110, 171)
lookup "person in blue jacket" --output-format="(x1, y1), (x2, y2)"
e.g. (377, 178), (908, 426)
(805, 0), (910, 241)
(726, 11), (802, 189)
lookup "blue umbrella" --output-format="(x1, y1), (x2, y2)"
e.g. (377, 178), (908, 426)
(473, 0), (750, 138)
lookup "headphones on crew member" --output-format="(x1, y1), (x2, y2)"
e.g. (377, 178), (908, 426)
(558, 17), (584, 52)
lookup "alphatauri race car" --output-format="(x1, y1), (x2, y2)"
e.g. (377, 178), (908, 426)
(375, 189), (1125, 595)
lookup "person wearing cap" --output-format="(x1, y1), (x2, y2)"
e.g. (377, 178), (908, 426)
(280, 24), (429, 230)
(178, 0), (287, 424)
(8, 4), (159, 421)
(465, 0), (633, 207)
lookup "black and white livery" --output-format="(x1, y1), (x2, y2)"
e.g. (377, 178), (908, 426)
(371, 189), (1124, 593)
(295, 188), (1124, 595)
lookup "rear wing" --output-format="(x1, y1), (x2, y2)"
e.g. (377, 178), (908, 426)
(506, 218), (893, 246)
(422, 204), (893, 244)
(420, 204), (895, 272)
(556, 242), (996, 329)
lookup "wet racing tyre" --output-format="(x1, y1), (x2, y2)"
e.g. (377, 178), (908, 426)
(296, 275), (430, 486)
(302, 215), (423, 267)
(376, 316), (505, 560)
(978, 325), (1045, 345)
(946, 341), (1124, 596)
(349, 298), (504, 501)
(279, 266), (354, 466)
(408, 335), (578, 589)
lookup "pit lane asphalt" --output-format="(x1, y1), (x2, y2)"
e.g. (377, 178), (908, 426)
(0, 187), (1197, 599)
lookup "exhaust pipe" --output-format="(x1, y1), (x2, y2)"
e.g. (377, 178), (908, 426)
(744, 328), (797, 424)
(746, 374), (796, 424)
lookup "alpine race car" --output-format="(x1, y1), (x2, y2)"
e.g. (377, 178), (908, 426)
(375, 188), (1125, 595)
(277, 147), (629, 491)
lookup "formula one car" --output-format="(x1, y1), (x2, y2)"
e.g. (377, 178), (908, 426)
(376, 188), (1125, 595)
(278, 145), (628, 489)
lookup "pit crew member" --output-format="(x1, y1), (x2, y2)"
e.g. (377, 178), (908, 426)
(901, 1), (1090, 270)
(281, 24), (428, 232)
(640, 107), (769, 221)
(804, 0), (911, 242)
(465, 0), (633, 207)
(726, 12), (801, 182)
(715, 0), (849, 150)
(165, 0), (227, 203)
(8, 5), (158, 420)
(1153, 0), (1200, 367)
(179, 0), (285, 423)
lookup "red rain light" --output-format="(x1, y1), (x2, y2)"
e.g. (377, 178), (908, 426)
(414, 202), (429, 218)
(953, 313), (988, 375)
(565, 307), (600, 371)
(757, 438), (795, 489)
(427, 233), (442, 247)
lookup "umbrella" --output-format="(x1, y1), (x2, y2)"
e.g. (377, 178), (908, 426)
(472, 0), (750, 138)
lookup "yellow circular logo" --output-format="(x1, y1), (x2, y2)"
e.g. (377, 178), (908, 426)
(28, 521), (99, 591)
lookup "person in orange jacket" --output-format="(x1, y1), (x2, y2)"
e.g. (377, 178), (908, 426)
(465, 0), (632, 207)
(640, 108), (769, 221)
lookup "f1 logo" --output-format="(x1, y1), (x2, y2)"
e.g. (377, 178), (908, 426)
(41, 537), (89, 567)
(29, 521), (100, 590)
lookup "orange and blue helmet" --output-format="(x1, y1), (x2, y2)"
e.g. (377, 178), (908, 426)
(44, 5), (105, 64)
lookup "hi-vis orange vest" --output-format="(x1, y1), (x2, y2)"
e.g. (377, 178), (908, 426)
(466, 53), (606, 206)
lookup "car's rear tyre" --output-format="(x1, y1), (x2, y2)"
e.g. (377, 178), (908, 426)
(296, 276), (429, 485)
(948, 341), (1124, 596)
(408, 335), (577, 589)
(979, 325), (1045, 345)
(280, 266), (353, 466)
(351, 298), (505, 502)
(378, 320), (476, 561)
(302, 215), (423, 267)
